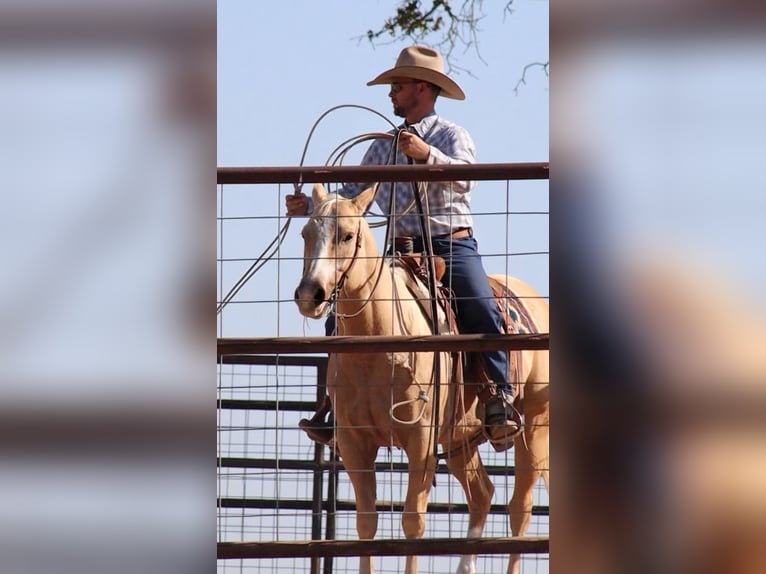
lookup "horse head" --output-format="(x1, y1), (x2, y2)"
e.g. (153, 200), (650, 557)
(294, 183), (377, 318)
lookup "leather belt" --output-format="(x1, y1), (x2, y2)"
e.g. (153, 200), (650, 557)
(432, 227), (472, 240)
(392, 227), (472, 254)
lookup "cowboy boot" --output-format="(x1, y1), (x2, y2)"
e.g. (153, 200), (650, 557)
(298, 395), (337, 450)
(484, 388), (524, 452)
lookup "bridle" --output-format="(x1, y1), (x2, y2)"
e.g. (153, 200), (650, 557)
(325, 219), (363, 315)
(325, 215), (392, 321)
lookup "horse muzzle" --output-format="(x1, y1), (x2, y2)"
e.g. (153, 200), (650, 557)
(294, 279), (328, 318)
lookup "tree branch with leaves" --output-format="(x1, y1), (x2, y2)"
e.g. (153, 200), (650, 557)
(359, 0), (548, 88)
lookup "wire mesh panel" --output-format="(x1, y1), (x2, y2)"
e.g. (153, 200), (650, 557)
(217, 168), (549, 573)
(217, 356), (550, 574)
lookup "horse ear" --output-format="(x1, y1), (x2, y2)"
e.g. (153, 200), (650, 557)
(351, 185), (377, 214)
(312, 183), (328, 205)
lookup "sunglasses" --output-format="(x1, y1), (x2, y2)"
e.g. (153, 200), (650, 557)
(389, 81), (421, 93)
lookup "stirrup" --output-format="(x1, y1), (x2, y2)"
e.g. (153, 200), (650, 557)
(483, 391), (524, 452)
(485, 419), (522, 452)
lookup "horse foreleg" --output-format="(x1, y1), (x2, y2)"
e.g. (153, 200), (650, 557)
(507, 412), (549, 574)
(446, 448), (493, 574)
(339, 433), (379, 574)
(401, 443), (438, 574)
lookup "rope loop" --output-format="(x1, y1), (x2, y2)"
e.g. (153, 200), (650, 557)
(390, 387), (430, 425)
(217, 104), (396, 315)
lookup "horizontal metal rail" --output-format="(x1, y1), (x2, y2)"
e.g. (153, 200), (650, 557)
(218, 333), (549, 357)
(218, 536), (549, 559)
(218, 355), (328, 367)
(218, 497), (549, 517)
(217, 162), (549, 185)
(218, 457), (523, 477)
(218, 399), (314, 411)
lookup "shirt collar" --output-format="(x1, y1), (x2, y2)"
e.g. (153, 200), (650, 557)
(403, 112), (438, 137)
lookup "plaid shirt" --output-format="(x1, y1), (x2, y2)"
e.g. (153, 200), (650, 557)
(337, 113), (476, 237)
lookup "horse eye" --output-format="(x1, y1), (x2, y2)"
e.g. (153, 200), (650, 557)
(342, 233), (354, 243)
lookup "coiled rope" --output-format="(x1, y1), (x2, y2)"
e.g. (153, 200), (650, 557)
(217, 104), (399, 315)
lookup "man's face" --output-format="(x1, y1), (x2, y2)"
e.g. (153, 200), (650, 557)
(388, 79), (421, 118)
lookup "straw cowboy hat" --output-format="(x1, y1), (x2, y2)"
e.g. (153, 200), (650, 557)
(366, 45), (466, 100)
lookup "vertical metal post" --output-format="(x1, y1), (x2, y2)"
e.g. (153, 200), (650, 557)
(315, 359), (339, 574)
(310, 360), (328, 574)
(324, 449), (339, 574)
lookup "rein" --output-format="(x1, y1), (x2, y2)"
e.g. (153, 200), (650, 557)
(327, 220), (369, 318)
(332, 126), (406, 320)
(403, 142), (443, 464)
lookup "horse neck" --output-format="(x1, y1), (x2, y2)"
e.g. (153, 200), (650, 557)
(334, 241), (399, 336)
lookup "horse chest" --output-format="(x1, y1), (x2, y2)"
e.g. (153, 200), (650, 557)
(329, 354), (423, 427)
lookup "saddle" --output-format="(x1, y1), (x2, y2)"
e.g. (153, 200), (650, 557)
(392, 253), (455, 335)
(391, 252), (537, 404)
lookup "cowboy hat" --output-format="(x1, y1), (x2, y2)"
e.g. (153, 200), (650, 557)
(366, 45), (465, 100)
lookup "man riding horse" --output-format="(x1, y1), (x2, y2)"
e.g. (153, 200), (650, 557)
(286, 45), (523, 451)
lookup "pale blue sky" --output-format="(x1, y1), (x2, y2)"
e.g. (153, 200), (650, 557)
(217, 0), (549, 338)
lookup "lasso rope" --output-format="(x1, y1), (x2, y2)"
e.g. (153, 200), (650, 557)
(217, 104), (399, 315)
(219, 105), (461, 460)
(216, 219), (290, 314)
(390, 389), (430, 425)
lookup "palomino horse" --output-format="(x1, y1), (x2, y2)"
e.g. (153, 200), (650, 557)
(294, 183), (549, 574)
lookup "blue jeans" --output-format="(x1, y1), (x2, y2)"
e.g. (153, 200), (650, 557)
(326, 236), (512, 394)
(428, 236), (511, 392)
